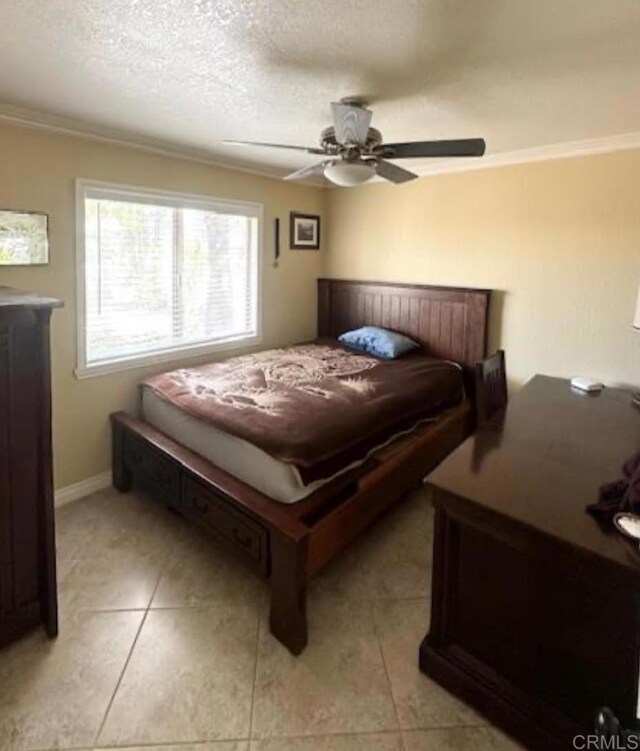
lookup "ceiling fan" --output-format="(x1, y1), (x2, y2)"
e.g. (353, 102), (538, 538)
(224, 97), (486, 187)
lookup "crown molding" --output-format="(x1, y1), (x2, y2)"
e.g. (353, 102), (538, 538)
(1, 103), (639, 186)
(0, 103), (326, 186)
(409, 131), (640, 178)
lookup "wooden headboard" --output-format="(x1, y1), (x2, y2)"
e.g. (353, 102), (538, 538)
(317, 278), (491, 369)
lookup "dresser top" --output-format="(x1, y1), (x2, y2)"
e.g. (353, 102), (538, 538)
(428, 375), (640, 573)
(0, 286), (63, 310)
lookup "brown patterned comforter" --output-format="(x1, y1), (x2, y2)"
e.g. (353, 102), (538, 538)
(143, 341), (463, 484)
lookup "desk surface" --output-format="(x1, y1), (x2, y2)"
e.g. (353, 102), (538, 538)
(429, 375), (640, 573)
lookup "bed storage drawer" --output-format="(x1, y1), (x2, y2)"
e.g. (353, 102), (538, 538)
(124, 433), (180, 504)
(182, 477), (268, 576)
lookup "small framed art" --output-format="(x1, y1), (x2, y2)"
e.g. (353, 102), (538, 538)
(290, 212), (320, 250)
(0, 209), (49, 266)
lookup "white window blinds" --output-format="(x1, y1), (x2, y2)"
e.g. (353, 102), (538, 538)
(77, 183), (261, 376)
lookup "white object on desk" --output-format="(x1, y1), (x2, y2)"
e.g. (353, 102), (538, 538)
(570, 376), (604, 393)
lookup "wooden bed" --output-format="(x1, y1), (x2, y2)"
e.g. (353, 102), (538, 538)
(111, 278), (491, 654)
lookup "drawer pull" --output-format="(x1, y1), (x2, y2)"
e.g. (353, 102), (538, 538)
(232, 527), (254, 548)
(182, 478), (267, 576)
(191, 496), (253, 549)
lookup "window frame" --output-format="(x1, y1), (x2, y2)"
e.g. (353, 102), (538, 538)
(75, 179), (263, 379)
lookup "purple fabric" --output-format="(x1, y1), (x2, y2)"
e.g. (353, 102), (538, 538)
(587, 450), (640, 523)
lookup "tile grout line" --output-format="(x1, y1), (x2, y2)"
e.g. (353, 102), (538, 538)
(247, 603), (262, 742)
(90, 724), (489, 750)
(92, 727), (428, 750)
(93, 737), (252, 750)
(60, 595), (432, 619)
(92, 552), (169, 747)
(370, 600), (405, 751)
(93, 608), (149, 747)
(139, 594), (431, 617)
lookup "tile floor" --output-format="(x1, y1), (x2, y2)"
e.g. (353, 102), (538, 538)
(0, 486), (524, 751)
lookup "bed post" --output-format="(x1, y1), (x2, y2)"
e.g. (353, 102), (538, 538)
(269, 529), (310, 655)
(111, 416), (132, 493)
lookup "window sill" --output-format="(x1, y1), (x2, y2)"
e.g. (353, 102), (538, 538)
(74, 334), (262, 380)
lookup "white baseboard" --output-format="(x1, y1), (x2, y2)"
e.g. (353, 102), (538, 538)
(54, 471), (112, 508)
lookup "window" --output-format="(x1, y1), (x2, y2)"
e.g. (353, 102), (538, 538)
(76, 181), (262, 377)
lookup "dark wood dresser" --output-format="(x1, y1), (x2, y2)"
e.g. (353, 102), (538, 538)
(0, 287), (62, 646)
(421, 376), (640, 751)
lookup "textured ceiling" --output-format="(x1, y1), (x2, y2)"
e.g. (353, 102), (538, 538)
(1, 0), (640, 179)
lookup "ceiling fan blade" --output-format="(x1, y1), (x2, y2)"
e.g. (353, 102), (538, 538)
(223, 140), (326, 155)
(375, 159), (418, 184)
(283, 161), (329, 181)
(331, 102), (372, 146)
(382, 138), (486, 159)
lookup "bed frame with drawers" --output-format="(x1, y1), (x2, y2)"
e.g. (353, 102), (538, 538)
(111, 278), (491, 654)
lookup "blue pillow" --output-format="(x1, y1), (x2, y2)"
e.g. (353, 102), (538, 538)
(338, 326), (419, 360)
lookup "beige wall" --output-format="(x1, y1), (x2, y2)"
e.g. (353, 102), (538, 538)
(324, 150), (640, 392)
(0, 123), (325, 489)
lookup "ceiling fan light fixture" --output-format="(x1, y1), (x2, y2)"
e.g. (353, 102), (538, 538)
(324, 160), (376, 187)
(224, 100), (485, 186)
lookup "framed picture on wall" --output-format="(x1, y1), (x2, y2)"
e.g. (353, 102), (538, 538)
(290, 212), (320, 250)
(0, 209), (49, 266)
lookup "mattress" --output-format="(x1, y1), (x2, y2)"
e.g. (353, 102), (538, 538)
(141, 383), (453, 504)
(141, 385), (340, 503)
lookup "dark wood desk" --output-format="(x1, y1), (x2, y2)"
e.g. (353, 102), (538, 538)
(421, 376), (640, 751)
